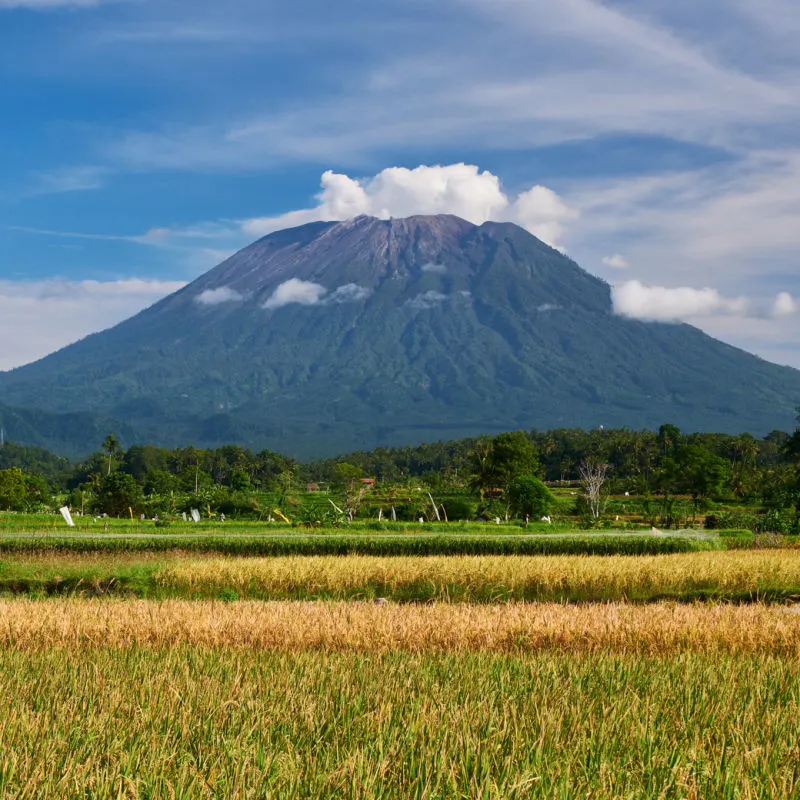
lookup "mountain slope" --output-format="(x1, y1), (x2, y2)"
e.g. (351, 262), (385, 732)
(1, 214), (798, 458)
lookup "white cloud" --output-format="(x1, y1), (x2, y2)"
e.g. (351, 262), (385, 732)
(242, 164), (575, 249)
(28, 165), (109, 195)
(0, 279), (184, 371)
(513, 185), (578, 250)
(326, 283), (372, 303)
(612, 281), (750, 321)
(421, 263), (447, 274)
(263, 278), (327, 310)
(774, 292), (798, 317)
(195, 286), (245, 306)
(406, 291), (448, 311)
(602, 254), (630, 270)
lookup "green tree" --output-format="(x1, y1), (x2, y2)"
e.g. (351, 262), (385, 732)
(470, 432), (539, 494)
(95, 472), (144, 517)
(0, 468), (29, 510)
(783, 409), (800, 464)
(507, 475), (553, 520)
(676, 445), (731, 516)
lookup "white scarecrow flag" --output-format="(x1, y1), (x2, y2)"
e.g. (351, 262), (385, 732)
(190, 509), (201, 523)
(59, 506), (75, 527)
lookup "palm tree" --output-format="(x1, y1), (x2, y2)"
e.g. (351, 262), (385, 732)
(103, 434), (119, 476)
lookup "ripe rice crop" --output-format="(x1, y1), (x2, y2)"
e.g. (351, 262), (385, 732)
(156, 551), (800, 602)
(2, 598), (800, 655)
(1, 644), (800, 797)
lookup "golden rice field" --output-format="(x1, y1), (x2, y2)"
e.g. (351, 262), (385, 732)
(5, 549), (800, 602)
(1, 640), (800, 798)
(155, 550), (800, 601)
(4, 551), (800, 797)
(2, 598), (800, 655)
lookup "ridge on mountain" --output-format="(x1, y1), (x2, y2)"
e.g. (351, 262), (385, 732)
(1, 214), (798, 458)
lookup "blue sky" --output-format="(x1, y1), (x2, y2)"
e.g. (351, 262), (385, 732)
(1, 0), (799, 370)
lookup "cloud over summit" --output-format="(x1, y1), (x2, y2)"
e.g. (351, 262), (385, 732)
(242, 164), (577, 250)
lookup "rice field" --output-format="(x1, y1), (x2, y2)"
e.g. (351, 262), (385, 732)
(156, 550), (800, 602)
(2, 598), (800, 655)
(3, 550), (800, 601)
(1, 636), (800, 798)
(4, 543), (800, 796)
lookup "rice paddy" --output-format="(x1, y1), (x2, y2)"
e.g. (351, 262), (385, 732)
(156, 550), (800, 602)
(3, 549), (800, 602)
(1, 642), (800, 798)
(2, 598), (800, 655)
(3, 532), (800, 797)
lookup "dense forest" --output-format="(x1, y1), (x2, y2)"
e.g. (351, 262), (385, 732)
(1, 421), (799, 532)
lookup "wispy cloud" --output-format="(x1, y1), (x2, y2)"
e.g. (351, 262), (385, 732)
(95, 0), (799, 174)
(0, 278), (184, 371)
(327, 283), (371, 303)
(0, 0), (102, 7)
(27, 165), (109, 195)
(602, 254), (630, 270)
(406, 291), (448, 311)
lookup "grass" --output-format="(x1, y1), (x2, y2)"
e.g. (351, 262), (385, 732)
(2, 598), (800, 654)
(0, 514), (572, 535)
(4, 551), (800, 602)
(0, 531), (721, 559)
(1, 642), (800, 797)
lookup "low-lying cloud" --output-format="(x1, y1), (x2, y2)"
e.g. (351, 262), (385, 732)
(612, 281), (798, 323)
(612, 281), (748, 321)
(195, 286), (245, 306)
(263, 279), (374, 310)
(263, 279), (327, 310)
(406, 291), (448, 311)
(241, 164), (577, 250)
(327, 283), (371, 303)
(421, 263), (447, 274)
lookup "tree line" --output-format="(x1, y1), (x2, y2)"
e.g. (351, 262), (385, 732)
(0, 421), (798, 530)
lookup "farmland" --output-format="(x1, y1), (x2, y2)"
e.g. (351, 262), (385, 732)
(4, 549), (800, 602)
(2, 532), (800, 797)
(0, 423), (799, 797)
(2, 616), (800, 797)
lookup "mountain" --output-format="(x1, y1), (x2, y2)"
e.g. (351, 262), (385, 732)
(0, 403), (138, 459)
(1, 214), (799, 458)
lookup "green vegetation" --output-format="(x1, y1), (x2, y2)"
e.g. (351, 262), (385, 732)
(1, 418), (799, 535)
(1, 645), (800, 798)
(0, 529), (719, 558)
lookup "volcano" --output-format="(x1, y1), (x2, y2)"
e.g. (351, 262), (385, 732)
(1, 214), (798, 457)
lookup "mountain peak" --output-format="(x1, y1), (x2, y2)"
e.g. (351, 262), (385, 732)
(1, 215), (798, 458)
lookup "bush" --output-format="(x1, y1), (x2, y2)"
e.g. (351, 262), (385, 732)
(442, 499), (475, 521)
